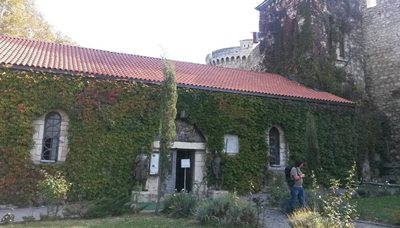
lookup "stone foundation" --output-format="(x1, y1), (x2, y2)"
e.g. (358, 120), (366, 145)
(131, 191), (158, 203)
(207, 190), (229, 199)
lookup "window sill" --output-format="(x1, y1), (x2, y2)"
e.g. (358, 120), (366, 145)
(225, 152), (239, 156)
(269, 165), (285, 171)
(40, 160), (57, 164)
(336, 57), (347, 62)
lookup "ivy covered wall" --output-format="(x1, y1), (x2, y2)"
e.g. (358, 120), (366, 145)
(256, 0), (389, 180)
(0, 69), (161, 205)
(178, 89), (357, 191)
(0, 69), (357, 205)
(258, 0), (364, 99)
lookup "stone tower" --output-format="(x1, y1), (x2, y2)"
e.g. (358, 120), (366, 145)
(205, 39), (261, 70)
(362, 0), (400, 171)
(255, 0), (365, 89)
(254, 0), (399, 179)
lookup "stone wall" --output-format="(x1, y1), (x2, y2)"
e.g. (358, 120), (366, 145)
(254, 0), (399, 178)
(362, 0), (400, 166)
(255, 0), (366, 89)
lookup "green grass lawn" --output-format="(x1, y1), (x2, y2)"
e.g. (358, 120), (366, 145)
(9, 213), (214, 228)
(355, 195), (400, 225)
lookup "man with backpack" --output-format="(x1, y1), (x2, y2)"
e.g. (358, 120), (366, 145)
(288, 161), (305, 212)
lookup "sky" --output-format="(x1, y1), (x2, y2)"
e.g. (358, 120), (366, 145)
(35, 0), (262, 64)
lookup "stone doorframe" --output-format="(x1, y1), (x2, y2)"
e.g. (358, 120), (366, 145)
(145, 141), (208, 200)
(145, 120), (208, 200)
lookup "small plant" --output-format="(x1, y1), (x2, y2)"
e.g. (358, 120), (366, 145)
(309, 170), (323, 212)
(37, 170), (71, 218)
(196, 192), (258, 227)
(163, 190), (198, 218)
(251, 195), (267, 228)
(322, 162), (359, 228)
(288, 208), (325, 228)
(84, 194), (131, 218)
(0, 213), (15, 224)
(22, 215), (36, 222)
(39, 214), (59, 221)
(394, 209), (400, 225)
(265, 176), (290, 211)
(248, 180), (267, 228)
(62, 201), (89, 218)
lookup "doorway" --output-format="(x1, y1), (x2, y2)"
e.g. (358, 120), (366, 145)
(175, 150), (194, 192)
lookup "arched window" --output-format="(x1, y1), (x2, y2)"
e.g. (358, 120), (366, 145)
(236, 56), (240, 60)
(221, 58), (224, 63)
(242, 56), (247, 61)
(269, 127), (280, 166)
(41, 112), (62, 162)
(231, 56), (235, 61)
(212, 60), (216, 65)
(31, 110), (69, 164)
(226, 57), (229, 62)
(217, 59), (220, 64)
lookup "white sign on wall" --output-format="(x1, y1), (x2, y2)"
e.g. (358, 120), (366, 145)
(223, 134), (239, 154)
(181, 159), (190, 168)
(150, 153), (159, 175)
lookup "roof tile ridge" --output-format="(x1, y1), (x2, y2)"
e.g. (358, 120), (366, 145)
(1, 35), (278, 77)
(0, 35), (147, 60)
(0, 34), (80, 49)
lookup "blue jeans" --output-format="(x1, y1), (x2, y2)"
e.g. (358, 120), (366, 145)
(288, 186), (305, 211)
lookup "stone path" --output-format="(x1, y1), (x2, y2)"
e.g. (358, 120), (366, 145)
(262, 208), (291, 228)
(260, 208), (399, 228)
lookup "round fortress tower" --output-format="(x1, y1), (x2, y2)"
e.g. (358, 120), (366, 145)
(205, 39), (256, 69)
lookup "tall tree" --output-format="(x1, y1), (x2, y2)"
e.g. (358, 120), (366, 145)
(0, 0), (74, 44)
(305, 112), (321, 172)
(155, 60), (177, 213)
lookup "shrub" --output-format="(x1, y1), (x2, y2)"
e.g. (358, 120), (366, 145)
(357, 183), (396, 198)
(309, 171), (325, 212)
(288, 208), (325, 228)
(267, 181), (289, 208)
(22, 216), (35, 222)
(196, 192), (258, 227)
(62, 201), (89, 218)
(0, 213), (15, 225)
(394, 209), (400, 225)
(163, 190), (198, 218)
(298, 163), (359, 227)
(263, 175), (292, 212)
(84, 194), (131, 218)
(37, 170), (71, 217)
(322, 162), (358, 228)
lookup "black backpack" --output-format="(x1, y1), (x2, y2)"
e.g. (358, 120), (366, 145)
(285, 166), (294, 187)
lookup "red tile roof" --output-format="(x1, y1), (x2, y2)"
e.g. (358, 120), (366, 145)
(0, 35), (353, 105)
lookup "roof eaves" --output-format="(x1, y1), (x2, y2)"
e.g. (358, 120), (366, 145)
(3, 64), (354, 107)
(177, 84), (355, 107)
